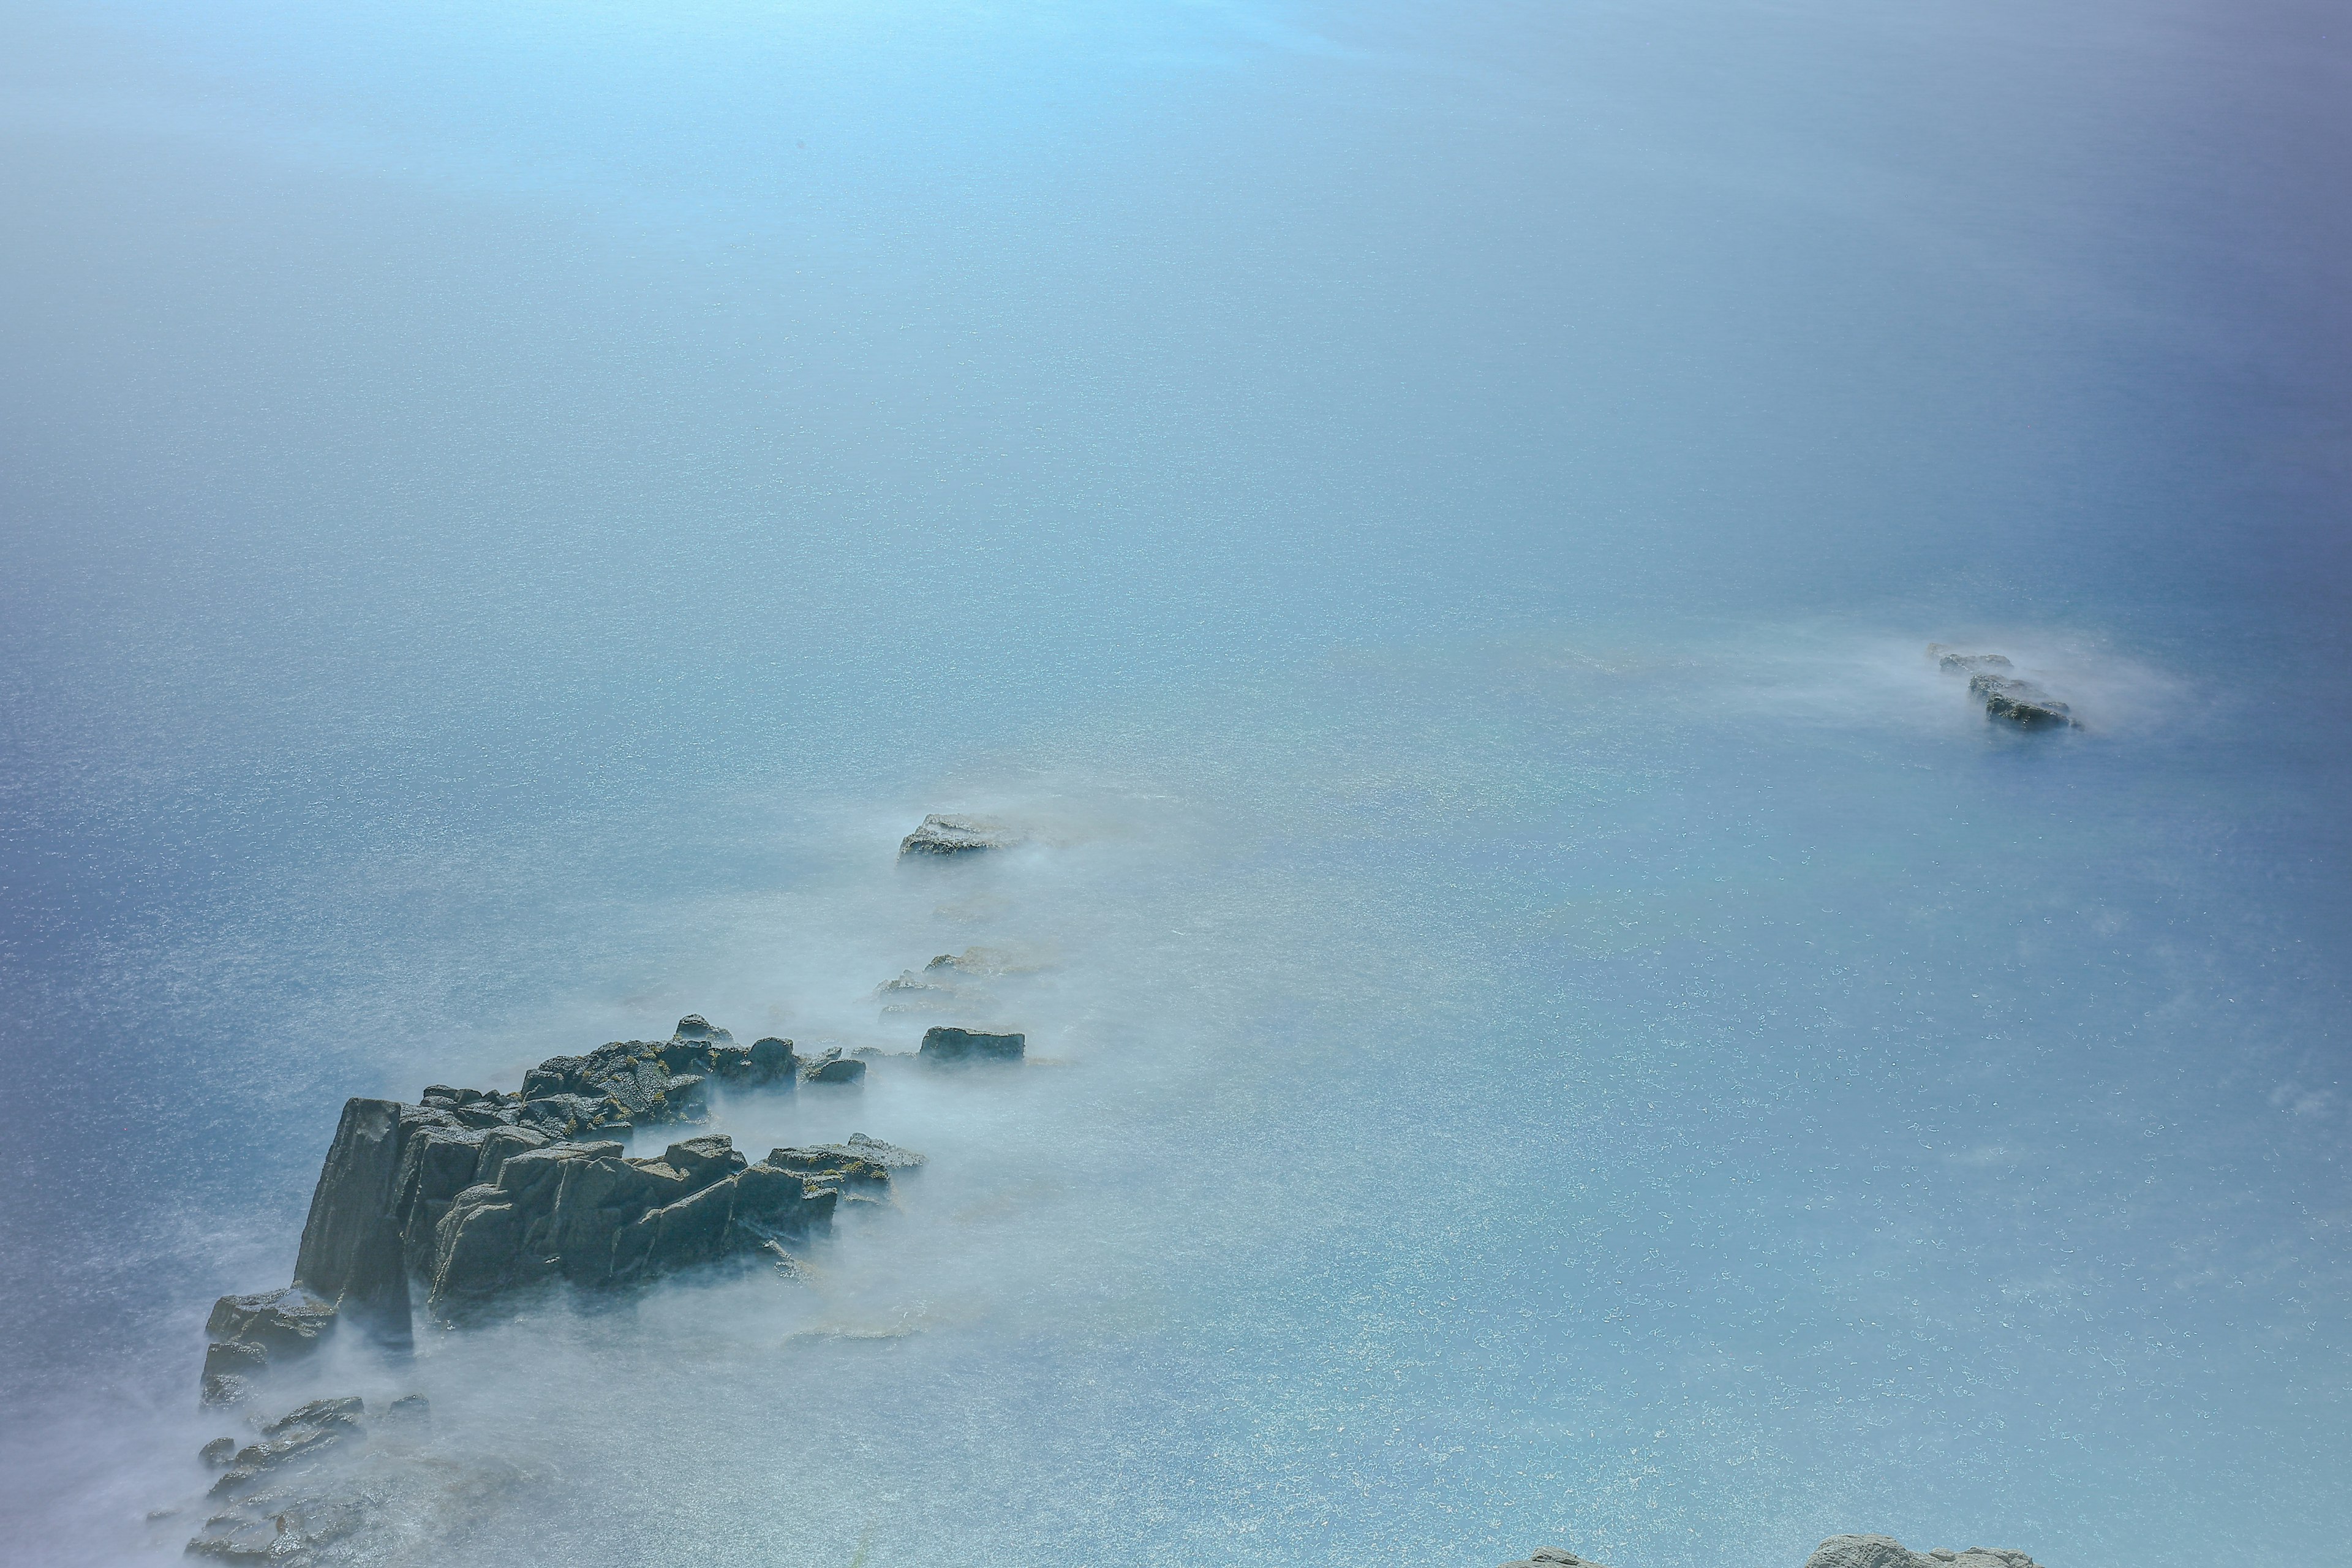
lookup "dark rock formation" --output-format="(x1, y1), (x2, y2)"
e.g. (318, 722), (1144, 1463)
(1803, 1538), (2043, 1568)
(899, 813), (1022, 854)
(1969, 672), (2075, 728)
(200, 1286), (341, 1406)
(919, 1025), (1025, 1065)
(194, 1014), (871, 1402)
(292, 1099), (414, 1350)
(1501, 1553), (1610, 1568)
(426, 1134), (844, 1311)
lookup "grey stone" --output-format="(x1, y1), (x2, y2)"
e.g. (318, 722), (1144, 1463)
(798, 1046), (867, 1085)
(200, 1286), (339, 1406)
(1969, 672), (2075, 728)
(919, 1026), (1025, 1065)
(899, 813), (1022, 854)
(198, 1436), (238, 1468)
(1499, 1552), (1610, 1568)
(292, 1099), (414, 1349)
(763, 1145), (894, 1199)
(1802, 1536), (2043, 1568)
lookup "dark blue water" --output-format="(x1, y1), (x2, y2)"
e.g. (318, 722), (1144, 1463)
(2, 1), (2346, 1564)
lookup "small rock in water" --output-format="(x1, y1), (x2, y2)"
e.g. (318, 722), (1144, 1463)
(1969, 672), (2074, 728)
(798, 1046), (867, 1085)
(919, 1026), (1026, 1065)
(1499, 1553), (1610, 1568)
(197, 1436), (238, 1468)
(1802, 1537), (2044, 1568)
(899, 813), (1022, 855)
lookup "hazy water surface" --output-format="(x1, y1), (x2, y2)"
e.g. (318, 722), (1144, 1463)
(2, 2), (2346, 1566)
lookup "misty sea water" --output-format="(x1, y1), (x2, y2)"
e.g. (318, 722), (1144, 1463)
(1, 1), (2347, 1566)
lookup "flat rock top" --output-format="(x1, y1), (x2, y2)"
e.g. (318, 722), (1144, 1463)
(900, 813), (1023, 854)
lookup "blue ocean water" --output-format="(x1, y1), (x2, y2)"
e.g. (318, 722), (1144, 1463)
(1, 2), (2346, 1565)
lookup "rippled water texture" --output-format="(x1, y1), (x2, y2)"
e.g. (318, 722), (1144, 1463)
(1, 2), (2346, 1565)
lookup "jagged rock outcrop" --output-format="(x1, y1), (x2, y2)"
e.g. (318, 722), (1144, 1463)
(425, 1134), (847, 1311)
(1500, 1553), (1609, 1568)
(200, 1015), (819, 1400)
(899, 813), (1022, 854)
(1802, 1537), (2042, 1568)
(200, 1286), (341, 1406)
(919, 1025), (1025, 1065)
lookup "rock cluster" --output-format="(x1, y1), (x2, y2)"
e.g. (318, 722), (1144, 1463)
(1926, 644), (2076, 729)
(197, 1014), (919, 1403)
(185, 1393), (435, 1562)
(899, 813), (1022, 854)
(1499, 1537), (2045, 1568)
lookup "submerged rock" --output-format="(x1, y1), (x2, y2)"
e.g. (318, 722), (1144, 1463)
(918, 1026), (1025, 1065)
(1500, 1553), (1611, 1568)
(899, 813), (1022, 855)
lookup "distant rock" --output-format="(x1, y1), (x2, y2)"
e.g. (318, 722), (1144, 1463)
(1803, 1537), (2043, 1568)
(1969, 672), (2075, 728)
(1495, 1537), (2042, 1568)
(899, 813), (1022, 855)
(919, 1026), (1025, 1065)
(1927, 644), (2013, 675)
(1929, 643), (2077, 729)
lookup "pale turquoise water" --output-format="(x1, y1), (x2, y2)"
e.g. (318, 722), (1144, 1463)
(2, 2), (2347, 1565)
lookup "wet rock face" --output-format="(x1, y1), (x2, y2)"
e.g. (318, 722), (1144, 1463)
(291, 1099), (413, 1350)
(899, 813), (1022, 854)
(919, 1025), (1025, 1065)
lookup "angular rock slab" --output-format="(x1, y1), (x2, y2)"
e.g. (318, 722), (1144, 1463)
(292, 1099), (413, 1348)
(919, 1026), (1025, 1065)
(899, 813), (1022, 854)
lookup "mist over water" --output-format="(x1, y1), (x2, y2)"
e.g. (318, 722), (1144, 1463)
(2, 1), (2347, 1566)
